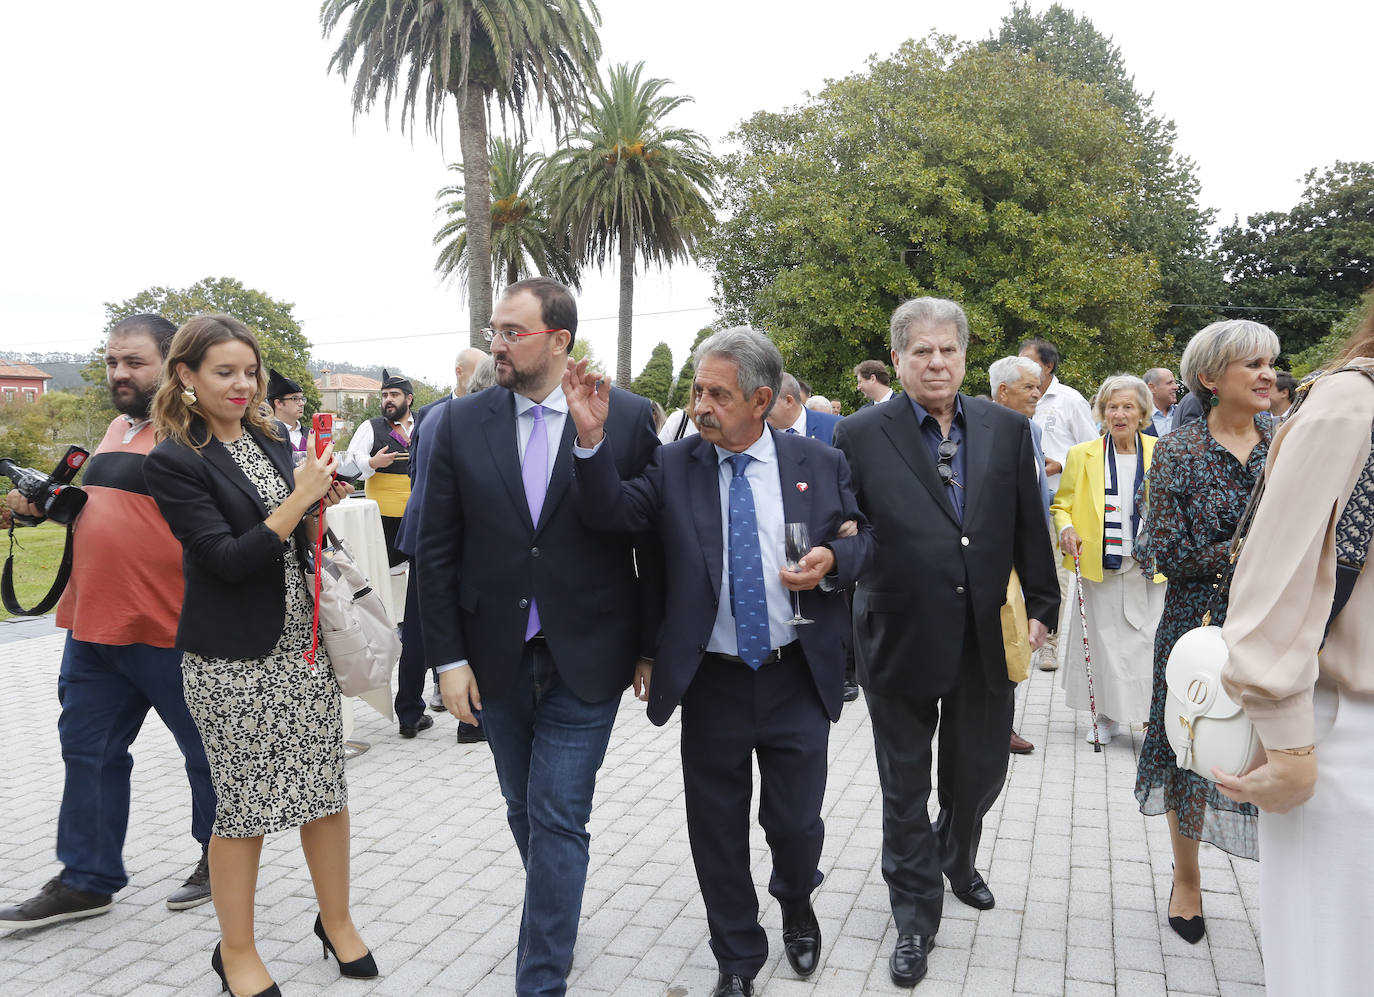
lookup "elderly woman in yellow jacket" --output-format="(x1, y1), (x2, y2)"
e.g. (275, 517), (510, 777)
(1051, 374), (1164, 745)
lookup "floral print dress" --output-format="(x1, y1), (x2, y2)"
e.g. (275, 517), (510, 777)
(181, 433), (347, 838)
(1132, 414), (1270, 859)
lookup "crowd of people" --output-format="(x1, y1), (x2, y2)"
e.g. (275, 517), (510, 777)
(2, 276), (1370, 997)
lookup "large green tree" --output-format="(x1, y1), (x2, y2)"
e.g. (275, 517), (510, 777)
(987, 4), (1222, 347)
(434, 136), (579, 291)
(544, 62), (716, 384)
(322, 0), (601, 348)
(628, 341), (674, 406)
(1218, 161), (1374, 358)
(702, 38), (1161, 399)
(104, 278), (319, 410)
(665, 325), (714, 411)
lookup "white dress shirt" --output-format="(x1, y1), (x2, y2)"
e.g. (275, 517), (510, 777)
(706, 430), (798, 656)
(782, 407), (808, 436)
(437, 386), (568, 675)
(1032, 375), (1098, 492)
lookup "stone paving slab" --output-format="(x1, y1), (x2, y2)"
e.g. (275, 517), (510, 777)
(0, 631), (1263, 995)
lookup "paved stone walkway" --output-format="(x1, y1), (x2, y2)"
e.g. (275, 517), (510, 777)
(1, 630), (1264, 995)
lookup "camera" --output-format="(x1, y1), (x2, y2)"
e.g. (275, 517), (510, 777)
(0, 446), (90, 526)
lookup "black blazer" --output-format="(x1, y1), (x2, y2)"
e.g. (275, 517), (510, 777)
(145, 421), (310, 659)
(414, 385), (663, 703)
(573, 427), (875, 725)
(833, 393), (1060, 694)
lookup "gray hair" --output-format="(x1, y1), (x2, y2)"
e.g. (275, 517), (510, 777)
(693, 327), (783, 416)
(988, 355), (1042, 396)
(805, 394), (831, 412)
(1179, 320), (1281, 395)
(1093, 374), (1152, 423)
(465, 355), (498, 393)
(1143, 367), (1172, 386)
(890, 297), (969, 355)
(778, 371), (803, 404)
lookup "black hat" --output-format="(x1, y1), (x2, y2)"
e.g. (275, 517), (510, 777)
(266, 369), (303, 402)
(381, 368), (414, 395)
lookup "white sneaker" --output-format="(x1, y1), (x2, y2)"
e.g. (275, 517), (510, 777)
(1085, 718), (1120, 744)
(1036, 646), (1059, 671)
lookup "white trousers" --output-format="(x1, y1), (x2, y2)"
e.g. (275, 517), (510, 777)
(1259, 679), (1374, 997)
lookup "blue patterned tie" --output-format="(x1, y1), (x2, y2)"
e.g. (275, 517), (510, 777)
(727, 454), (771, 669)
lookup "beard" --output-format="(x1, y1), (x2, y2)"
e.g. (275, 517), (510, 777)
(110, 380), (156, 419)
(494, 355), (549, 396)
(383, 400), (411, 422)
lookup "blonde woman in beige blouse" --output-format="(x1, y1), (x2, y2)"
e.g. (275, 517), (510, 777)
(1219, 327), (1374, 996)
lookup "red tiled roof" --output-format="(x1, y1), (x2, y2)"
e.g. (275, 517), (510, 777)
(316, 373), (380, 391)
(0, 362), (53, 380)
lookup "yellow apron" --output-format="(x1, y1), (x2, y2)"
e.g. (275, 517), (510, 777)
(365, 471), (411, 518)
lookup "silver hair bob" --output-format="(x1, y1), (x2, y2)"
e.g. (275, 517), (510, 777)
(890, 297), (970, 355)
(987, 355), (1042, 396)
(1179, 320), (1280, 395)
(694, 326), (783, 417)
(1092, 374), (1152, 425)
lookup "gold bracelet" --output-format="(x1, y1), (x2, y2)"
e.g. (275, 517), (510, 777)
(1271, 745), (1315, 757)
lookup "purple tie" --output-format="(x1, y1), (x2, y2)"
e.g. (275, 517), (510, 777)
(522, 405), (548, 640)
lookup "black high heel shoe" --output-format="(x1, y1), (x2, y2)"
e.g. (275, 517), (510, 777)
(313, 913), (379, 979)
(211, 942), (282, 996)
(1167, 885), (1205, 944)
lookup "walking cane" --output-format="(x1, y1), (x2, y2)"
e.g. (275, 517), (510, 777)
(1073, 553), (1103, 752)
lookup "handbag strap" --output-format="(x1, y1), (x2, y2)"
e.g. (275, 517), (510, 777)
(672, 409), (690, 442)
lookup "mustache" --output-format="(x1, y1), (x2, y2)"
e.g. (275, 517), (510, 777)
(696, 412), (720, 429)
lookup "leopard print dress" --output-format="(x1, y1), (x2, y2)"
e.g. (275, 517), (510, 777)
(181, 433), (347, 838)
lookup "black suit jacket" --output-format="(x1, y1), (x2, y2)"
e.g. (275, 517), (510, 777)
(833, 393), (1059, 694)
(415, 385), (662, 703)
(573, 426), (874, 725)
(145, 421), (310, 659)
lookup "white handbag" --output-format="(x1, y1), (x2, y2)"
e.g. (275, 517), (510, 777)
(305, 532), (400, 697)
(1163, 625), (1262, 779)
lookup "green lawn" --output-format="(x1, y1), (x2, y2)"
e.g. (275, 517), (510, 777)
(0, 520), (70, 621)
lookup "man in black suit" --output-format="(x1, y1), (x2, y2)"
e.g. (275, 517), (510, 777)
(414, 277), (660, 997)
(564, 328), (874, 997)
(832, 298), (1059, 988)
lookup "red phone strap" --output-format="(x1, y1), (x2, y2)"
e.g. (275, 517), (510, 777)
(303, 498), (325, 670)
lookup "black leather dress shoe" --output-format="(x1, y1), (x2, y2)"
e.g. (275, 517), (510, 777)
(950, 871), (995, 910)
(399, 714), (434, 739)
(710, 973), (753, 997)
(889, 933), (934, 988)
(780, 898), (822, 976)
(455, 721), (486, 744)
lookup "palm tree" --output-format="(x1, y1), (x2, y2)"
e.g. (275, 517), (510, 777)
(544, 62), (716, 384)
(433, 137), (580, 291)
(321, 0), (601, 348)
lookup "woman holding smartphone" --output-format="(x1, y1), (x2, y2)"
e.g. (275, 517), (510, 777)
(145, 314), (375, 996)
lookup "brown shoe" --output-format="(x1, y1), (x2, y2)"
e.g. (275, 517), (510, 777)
(1009, 731), (1035, 754)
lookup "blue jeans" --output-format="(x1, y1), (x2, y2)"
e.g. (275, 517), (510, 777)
(480, 639), (620, 997)
(55, 635), (216, 896)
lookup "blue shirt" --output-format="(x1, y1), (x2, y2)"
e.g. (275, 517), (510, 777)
(909, 395), (966, 522)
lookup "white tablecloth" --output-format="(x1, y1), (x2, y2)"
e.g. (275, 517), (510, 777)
(323, 496), (398, 727)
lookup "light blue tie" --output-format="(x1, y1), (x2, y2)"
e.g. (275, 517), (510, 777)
(727, 454), (771, 669)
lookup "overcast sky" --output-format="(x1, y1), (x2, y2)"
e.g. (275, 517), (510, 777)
(2, 0), (1370, 387)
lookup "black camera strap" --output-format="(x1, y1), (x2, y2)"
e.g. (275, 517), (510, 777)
(2, 523), (75, 617)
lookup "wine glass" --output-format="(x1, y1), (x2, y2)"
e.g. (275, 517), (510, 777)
(784, 522), (814, 625)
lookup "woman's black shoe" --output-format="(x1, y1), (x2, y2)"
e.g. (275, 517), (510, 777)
(1167, 885), (1205, 944)
(313, 913), (379, 978)
(211, 942), (281, 996)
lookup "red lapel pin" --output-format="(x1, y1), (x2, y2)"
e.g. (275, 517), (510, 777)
(796, 482), (809, 492)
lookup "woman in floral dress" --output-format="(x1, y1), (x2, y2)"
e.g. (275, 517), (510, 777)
(1134, 319), (1279, 944)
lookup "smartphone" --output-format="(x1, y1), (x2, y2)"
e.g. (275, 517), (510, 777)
(312, 413), (333, 459)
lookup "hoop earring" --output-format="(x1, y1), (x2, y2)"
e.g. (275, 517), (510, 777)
(180, 384), (197, 406)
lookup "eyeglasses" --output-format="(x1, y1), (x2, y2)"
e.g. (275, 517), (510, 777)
(279, 394), (304, 403)
(936, 437), (962, 489)
(482, 327), (562, 346)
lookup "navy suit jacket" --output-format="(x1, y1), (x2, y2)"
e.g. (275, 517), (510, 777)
(834, 393), (1059, 694)
(803, 408), (842, 445)
(414, 385), (662, 704)
(573, 426), (874, 725)
(395, 394), (451, 557)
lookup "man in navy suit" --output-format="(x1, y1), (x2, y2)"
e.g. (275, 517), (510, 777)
(415, 278), (661, 997)
(766, 372), (842, 444)
(565, 329), (874, 997)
